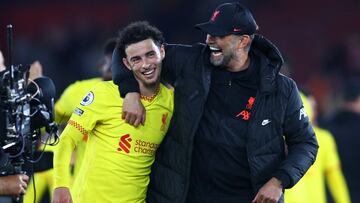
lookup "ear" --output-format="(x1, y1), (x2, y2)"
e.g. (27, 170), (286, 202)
(122, 58), (132, 71)
(237, 35), (251, 49)
(160, 44), (165, 60)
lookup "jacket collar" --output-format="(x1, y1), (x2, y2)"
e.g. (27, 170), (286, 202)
(251, 34), (284, 94)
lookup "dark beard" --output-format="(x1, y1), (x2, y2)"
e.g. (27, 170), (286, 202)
(210, 52), (233, 67)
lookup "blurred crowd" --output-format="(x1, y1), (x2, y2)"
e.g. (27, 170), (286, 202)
(1, 0), (359, 202)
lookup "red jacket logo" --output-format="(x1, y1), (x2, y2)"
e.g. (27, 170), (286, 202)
(117, 134), (132, 153)
(236, 97), (256, 121)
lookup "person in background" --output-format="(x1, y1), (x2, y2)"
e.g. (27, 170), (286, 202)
(112, 2), (318, 203)
(52, 21), (174, 203)
(322, 77), (360, 203)
(285, 92), (350, 203)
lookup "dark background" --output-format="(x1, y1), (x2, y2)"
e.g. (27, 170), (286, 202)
(1, 0), (360, 119)
(1, 1), (359, 202)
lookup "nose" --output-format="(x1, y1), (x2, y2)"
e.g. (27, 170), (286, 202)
(206, 34), (215, 44)
(141, 57), (151, 69)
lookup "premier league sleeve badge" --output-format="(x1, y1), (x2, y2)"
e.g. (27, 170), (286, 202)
(80, 91), (94, 106)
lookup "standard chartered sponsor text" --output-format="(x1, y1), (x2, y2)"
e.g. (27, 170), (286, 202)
(134, 139), (159, 155)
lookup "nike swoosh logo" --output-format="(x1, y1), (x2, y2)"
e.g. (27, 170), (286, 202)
(262, 119), (271, 126)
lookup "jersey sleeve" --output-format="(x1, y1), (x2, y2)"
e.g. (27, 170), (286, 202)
(53, 85), (108, 188)
(69, 90), (103, 131)
(53, 123), (84, 188)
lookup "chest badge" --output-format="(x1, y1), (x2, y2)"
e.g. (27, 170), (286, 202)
(236, 96), (256, 121)
(161, 113), (168, 131)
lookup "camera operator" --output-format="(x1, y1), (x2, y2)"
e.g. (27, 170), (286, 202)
(0, 50), (30, 198)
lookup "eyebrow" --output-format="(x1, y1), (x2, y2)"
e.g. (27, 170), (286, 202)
(129, 50), (156, 61)
(129, 55), (141, 62)
(145, 50), (156, 55)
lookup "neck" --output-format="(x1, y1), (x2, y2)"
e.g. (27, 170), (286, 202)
(226, 51), (250, 72)
(139, 82), (160, 97)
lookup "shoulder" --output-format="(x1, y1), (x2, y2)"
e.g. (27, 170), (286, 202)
(276, 74), (298, 98)
(91, 81), (119, 96)
(160, 83), (174, 96)
(61, 77), (102, 97)
(80, 81), (120, 107)
(155, 84), (174, 111)
(78, 77), (102, 85)
(70, 77), (102, 90)
(159, 84), (174, 100)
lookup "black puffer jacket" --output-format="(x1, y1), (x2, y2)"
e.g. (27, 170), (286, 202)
(112, 34), (318, 203)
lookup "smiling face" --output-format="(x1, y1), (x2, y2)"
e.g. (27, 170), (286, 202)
(123, 38), (164, 87)
(206, 34), (239, 67)
(206, 34), (253, 71)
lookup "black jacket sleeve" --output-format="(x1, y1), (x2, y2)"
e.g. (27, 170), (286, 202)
(274, 80), (318, 188)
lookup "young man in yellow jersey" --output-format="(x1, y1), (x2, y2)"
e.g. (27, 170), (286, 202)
(52, 21), (174, 203)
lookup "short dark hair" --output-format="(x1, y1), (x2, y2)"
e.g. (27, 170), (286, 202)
(117, 21), (164, 58)
(103, 38), (117, 55)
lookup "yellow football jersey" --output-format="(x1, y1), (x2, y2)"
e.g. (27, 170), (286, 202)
(54, 81), (174, 203)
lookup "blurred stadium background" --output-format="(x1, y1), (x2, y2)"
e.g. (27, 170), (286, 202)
(1, 0), (359, 120)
